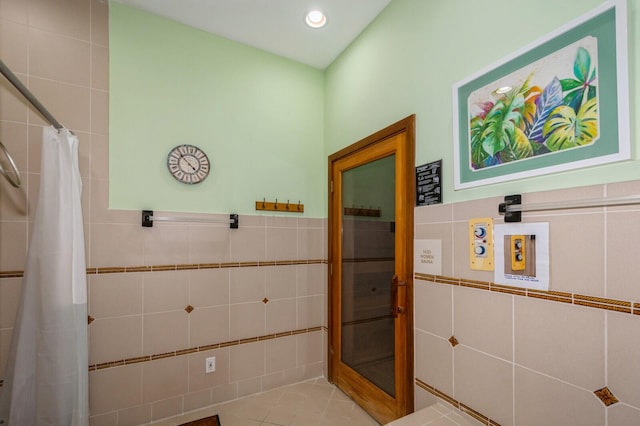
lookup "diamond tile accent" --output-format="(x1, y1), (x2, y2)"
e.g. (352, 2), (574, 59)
(594, 387), (618, 406)
(262, 297), (269, 304)
(448, 336), (459, 347)
(87, 315), (95, 325)
(185, 305), (194, 314)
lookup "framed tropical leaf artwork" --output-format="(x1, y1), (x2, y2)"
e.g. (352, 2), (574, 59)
(453, 0), (630, 190)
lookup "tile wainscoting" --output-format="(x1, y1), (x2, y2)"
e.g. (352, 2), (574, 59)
(1, 253), (328, 424)
(413, 184), (640, 426)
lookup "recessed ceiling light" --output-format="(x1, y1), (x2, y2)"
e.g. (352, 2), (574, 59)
(305, 10), (326, 28)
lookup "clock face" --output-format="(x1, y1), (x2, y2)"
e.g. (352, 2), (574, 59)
(167, 144), (210, 184)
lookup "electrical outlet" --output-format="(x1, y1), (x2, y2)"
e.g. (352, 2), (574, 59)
(205, 356), (216, 373)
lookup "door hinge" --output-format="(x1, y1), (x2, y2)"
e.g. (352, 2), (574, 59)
(330, 180), (333, 193)
(330, 263), (333, 276)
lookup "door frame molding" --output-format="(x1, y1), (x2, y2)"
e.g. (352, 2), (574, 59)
(327, 115), (415, 423)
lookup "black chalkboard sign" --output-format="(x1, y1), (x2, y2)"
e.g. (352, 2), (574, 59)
(416, 160), (442, 206)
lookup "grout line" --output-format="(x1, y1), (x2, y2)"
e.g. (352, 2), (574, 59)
(511, 362), (597, 394)
(604, 311), (609, 426)
(603, 186), (610, 426)
(603, 185), (609, 300)
(415, 378), (499, 426)
(451, 284), (455, 400)
(512, 295), (516, 426)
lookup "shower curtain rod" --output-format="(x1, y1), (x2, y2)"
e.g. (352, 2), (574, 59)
(0, 58), (64, 130)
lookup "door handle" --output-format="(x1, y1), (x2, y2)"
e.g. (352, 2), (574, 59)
(390, 274), (407, 318)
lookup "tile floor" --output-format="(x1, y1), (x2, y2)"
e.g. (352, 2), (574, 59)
(385, 403), (480, 426)
(148, 378), (479, 426)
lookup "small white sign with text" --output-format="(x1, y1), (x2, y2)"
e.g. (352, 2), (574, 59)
(414, 239), (442, 275)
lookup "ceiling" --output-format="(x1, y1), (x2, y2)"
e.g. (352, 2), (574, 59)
(114, 0), (392, 69)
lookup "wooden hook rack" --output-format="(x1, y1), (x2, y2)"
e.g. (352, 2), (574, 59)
(255, 199), (304, 213)
(344, 207), (381, 217)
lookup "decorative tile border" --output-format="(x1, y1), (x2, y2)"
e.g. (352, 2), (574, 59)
(458, 278), (490, 291)
(415, 273), (640, 317)
(415, 378), (501, 426)
(573, 294), (632, 313)
(0, 259), (327, 279)
(89, 326), (326, 372)
(0, 271), (24, 279)
(526, 289), (573, 304)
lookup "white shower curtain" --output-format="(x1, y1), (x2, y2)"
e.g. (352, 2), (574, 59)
(0, 127), (89, 425)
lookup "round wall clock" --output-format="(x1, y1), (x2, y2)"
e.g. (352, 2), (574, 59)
(167, 144), (210, 184)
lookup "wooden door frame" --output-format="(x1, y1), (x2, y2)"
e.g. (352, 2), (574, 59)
(327, 115), (415, 424)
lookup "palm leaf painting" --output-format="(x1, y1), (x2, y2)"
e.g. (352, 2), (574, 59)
(561, 47), (597, 113)
(469, 46), (599, 170)
(543, 97), (599, 150)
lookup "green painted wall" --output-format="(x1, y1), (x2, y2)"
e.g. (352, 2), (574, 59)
(110, 0), (638, 215)
(325, 0), (639, 204)
(109, 3), (325, 216)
